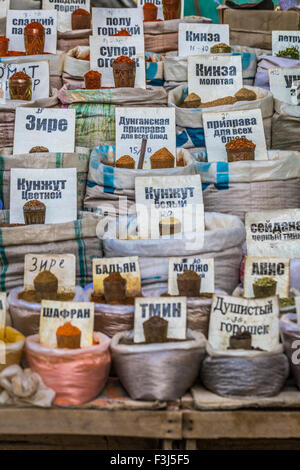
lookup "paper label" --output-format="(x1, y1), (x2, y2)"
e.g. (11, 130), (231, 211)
(269, 67), (300, 104)
(13, 107), (76, 154)
(209, 293), (280, 351)
(93, 256), (141, 297)
(246, 209), (300, 259)
(9, 168), (77, 224)
(272, 31), (300, 58)
(89, 35), (145, 88)
(42, 0), (89, 32)
(0, 0), (9, 18)
(134, 296), (187, 343)
(0, 292), (6, 337)
(179, 23), (229, 57)
(1, 61), (49, 100)
(40, 300), (94, 348)
(92, 7), (143, 37)
(203, 108), (267, 162)
(135, 174), (204, 240)
(244, 256), (290, 299)
(24, 254), (76, 293)
(168, 257), (214, 295)
(115, 107), (176, 169)
(6, 10), (57, 53)
(188, 55), (243, 101)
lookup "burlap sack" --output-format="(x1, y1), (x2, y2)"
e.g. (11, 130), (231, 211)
(57, 29), (91, 52)
(201, 342), (289, 398)
(280, 314), (300, 390)
(0, 147), (90, 210)
(255, 55), (300, 90)
(111, 329), (206, 400)
(84, 146), (196, 217)
(0, 211), (102, 291)
(272, 99), (300, 151)
(168, 85), (273, 149)
(8, 286), (84, 337)
(100, 212), (246, 294)
(0, 327), (25, 372)
(196, 151), (300, 222)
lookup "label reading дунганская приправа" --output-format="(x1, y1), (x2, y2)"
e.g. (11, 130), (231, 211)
(178, 23), (229, 57)
(24, 254), (76, 294)
(6, 9), (57, 53)
(269, 68), (300, 104)
(134, 296), (187, 343)
(1, 61), (50, 100)
(187, 54), (243, 102)
(244, 256), (290, 299)
(40, 300), (94, 347)
(9, 168), (77, 224)
(208, 293), (280, 351)
(203, 108), (268, 162)
(42, 0), (89, 32)
(93, 257), (141, 297)
(272, 31), (300, 59)
(115, 107), (176, 169)
(135, 174), (204, 240)
(92, 7), (143, 37)
(13, 107), (76, 154)
(246, 209), (300, 259)
(168, 256), (214, 295)
(89, 35), (145, 88)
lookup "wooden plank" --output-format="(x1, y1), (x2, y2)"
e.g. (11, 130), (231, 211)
(0, 408), (182, 439)
(183, 411), (300, 439)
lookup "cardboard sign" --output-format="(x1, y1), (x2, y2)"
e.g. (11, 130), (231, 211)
(203, 109), (268, 162)
(89, 35), (145, 88)
(244, 256), (290, 299)
(115, 107), (176, 169)
(246, 209), (300, 259)
(188, 55), (243, 101)
(134, 296), (187, 343)
(269, 68), (300, 104)
(24, 254), (76, 294)
(0, 0), (9, 19)
(272, 31), (300, 58)
(40, 300), (94, 348)
(135, 174), (204, 240)
(92, 7), (143, 37)
(0, 61), (50, 100)
(93, 257), (141, 297)
(42, 0), (89, 32)
(179, 24), (229, 57)
(6, 10), (57, 54)
(209, 293), (280, 351)
(13, 107), (76, 154)
(0, 292), (6, 337)
(9, 168), (77, 224)
(168, 257), (214, 295)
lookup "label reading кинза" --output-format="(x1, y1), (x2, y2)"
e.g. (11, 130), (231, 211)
(179, 23), (229, 56)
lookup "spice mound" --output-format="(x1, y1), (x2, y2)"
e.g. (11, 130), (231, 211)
(116, 155), (135, 169)
(84, 70), (102, 89)
(159, 216), (181, 236)
(103, 271), (127, 303)
(200, 96), (238, 108)
(23, 199), (46, 225)
(33, 270), (58, 302)
(235, 88), (257, 101)
(143, 2), (158, 22)
(143, 315), (168, 343)
(29, 146), (49, 153)
(229, 331), (252, 350)
(225, 137), (256, 162)
(182, 92), (201, 108)
(280, 297), (295, 308)
(114, 55), (135, 64)
(56, 322), (81, 349)
(0, 36), (9, 57)
(210, 43), (231, 53)
(111, 29), (131, 36)
(9, 72), (32, 101)
(177, 270), (201, 297)
(150, 147), (175, 169)
(71, 8), (91, 30)
(277, 47), (299, 60)
(253, 277), (277, 298)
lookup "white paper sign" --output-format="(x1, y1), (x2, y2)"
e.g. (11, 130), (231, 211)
(168, 257), (214, 295)
(0, 292), (6, 336)
(203, 109), (268, 162)
(188, 55), (243, 101)
(179, 24), (229, 57)
(0, 0), (9, 19)
(209, 293), (280, 351)
(93, 256), (141, 297)
(246, 209), (300, 259)
(6, 10), (57, 54)
(244, 256), (290, 299)
(135, 174), (204, 240)
(0, 61), (49, 100)
(272, 31), (300, 58)
(269, 68), (300, 104)
(115, 107), (176, 169)
(9, 168), (77, 224)
(134, 296), (187, 343)
(24, 254), (76, 293)
(92, 7), (143, 37)
(90, 35), (145, 88)
(40, 300), (94, 348)
(42, 0), (89, 32)
(13, 107), (76, 154)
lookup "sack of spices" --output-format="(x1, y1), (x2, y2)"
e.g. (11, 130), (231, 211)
(280, 314), (300, 390)
(255, 55), (300, 90)
(25, 331), (111, 406)
(272, 99), (300, 151)
(111, 329), (206, 400)
(57, 29), (91, 53)
(0, 327), (25, 372)
(201, 342), (289, 397)
(0, 211), (102, 291)
(63, 46), (90, 89)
